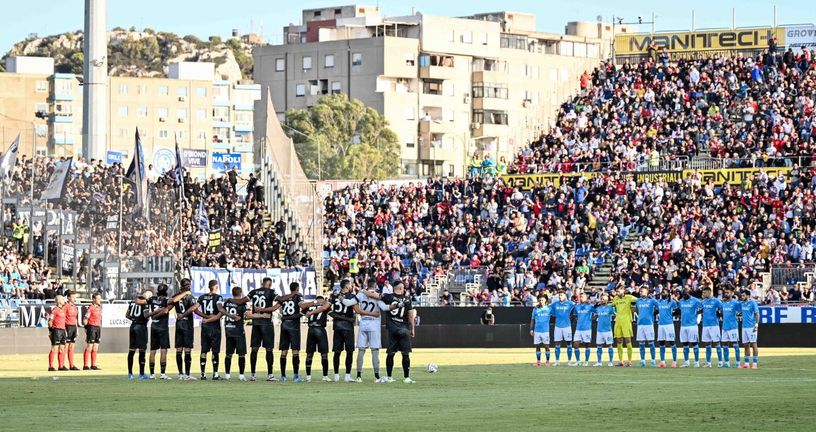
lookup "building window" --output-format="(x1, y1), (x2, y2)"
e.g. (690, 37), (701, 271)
(443, 81), (455, 97)
(481, 32), (489, 46)
(196, 87), (207, 97)
(213, 107), (230, 121)
(324, 54), (334, 68)
(295, 84), (306, 97)
(406, 137), (415, 148)
(313, 10), (321, 17)
(352, 53), (362, 67)
(177, 108), (187, 119)
(177, 130), (186, 140)
(158, 86), (169, 96)
(55, 103), (71, 114)
(118, 106), (128, 117)
(461, 31), (472, 44)
(302, 56), (312, 70)
(159, 130), (169, 139)
(158, 107), (168, 118)
(404, 53), (415, 66)
(136, 107), (148, 117)
(331, 81), (341, 94)
(197, 130), (207, 140)
(57, 80), (73, 94)
(275, 58), (285, 72)
(137, 84), (147, 95)
(196, 109), (207, 120)
(419, 54), (454, 68)
(472, 109), (508, 125)
(119, 83), (128, 95)
(423, 81), (443, 95)
(177, 86), (188, 97)
(35, 103), (48, 114)
(35, 81), (48, 92)
(35, 124), (47, 137)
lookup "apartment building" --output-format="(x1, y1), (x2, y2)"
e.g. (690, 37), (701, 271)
(254, 5), (608, 178)
(1, 57), (260, 177)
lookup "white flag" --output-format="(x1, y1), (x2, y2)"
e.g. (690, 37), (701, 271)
(41, 157), (74, 201)
(0, 134), (20, 179)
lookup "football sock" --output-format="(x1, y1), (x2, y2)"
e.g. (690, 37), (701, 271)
(671, 346), (677, 361)
(554, 345), (561, 361)
(585, 347), (590, 362)
(67, 348), (74, 367)
(266, 350), (274, 375)
(649, 342), (656, 360)
(683, 346), (690, 361)
(176, 352), (183, 374)
(693, 346), (700, 362)
(91, 350), (97, 367)
(225, 355), (233, 374)
(607, 347), (614, 362)
(372, 349), (380, 378)
(734, 346), (741, 363)
(617, 344), (623, 362)
(279, 355), (287, 377)
(357, 348), (366, 375)
(238, 356), (246, 375)
(184, 352), (192, 375)
(345, 351), (353, 374)
(386, 353), (395, 377)
(321, 354), (329, 377)
(723, 346), (730, 363)
(83, 349), (90, 368)
(545, 351), (551, 362)
(716, 346), (723, 362)
(596, 347), (602, 362)
(49, 351), (55, 369)
(58, 351), (65, 368)
(626, 343), (633, 361)
(150, 359), (155, 375)
(639, 344), (646, 361)
(212, 354), (219, 374)
(753, 355), (758, 366)
(200, 354), (207, 375)
(250, 350), (258, 374)
(292, 354), (300, 375)
(566, 346), (573, 362)
(333, 351), (341, 374)
(160, 361), (166, 374)
(305, 353), (313, 376)
(127, 351), (135, 374)
(402, 355), (410, 378)
(659, 345), (666, 361)
(138, 351), (146, 375)
(706, 346), (712, 363)
(535, 350), (541, 362)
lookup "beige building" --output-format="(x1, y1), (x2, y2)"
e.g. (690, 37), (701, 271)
(254, 5), (609, 178)
(1, 58), (260, 178)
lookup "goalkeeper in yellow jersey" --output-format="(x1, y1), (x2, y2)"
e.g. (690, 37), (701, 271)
(610, 287), (638, 367)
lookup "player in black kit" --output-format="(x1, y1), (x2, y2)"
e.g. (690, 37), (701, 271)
(331, 279), (380, 382)
(125, 293), (150, 380)
(278, 282), (307, 382)
(223, 286), (271, 381)
(246, 277), (283, 381)
(381, 281), (416, 384)
(147, 284), (175, 380)
(170, 279), (198, 380)
(195, 279), (228, 380)
(303, 295), (332, 382)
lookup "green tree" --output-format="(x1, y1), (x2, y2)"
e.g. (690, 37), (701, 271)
(285, 93), (400, 180)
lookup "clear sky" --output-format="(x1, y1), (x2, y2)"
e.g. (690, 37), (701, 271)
(1, 0), (813, 54)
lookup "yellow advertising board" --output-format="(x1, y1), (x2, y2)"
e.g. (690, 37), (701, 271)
(501, 167), (791, 191)
(615, 27), (786, 56)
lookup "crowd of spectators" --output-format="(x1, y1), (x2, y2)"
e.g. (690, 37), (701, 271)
(508, 48), (816, 174)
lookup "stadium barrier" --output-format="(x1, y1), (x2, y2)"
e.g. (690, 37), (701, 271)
(189, 266), (319, 298)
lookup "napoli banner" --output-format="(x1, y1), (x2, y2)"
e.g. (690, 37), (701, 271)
(190, 266), (318, 298)
(211, 152), (241, 172)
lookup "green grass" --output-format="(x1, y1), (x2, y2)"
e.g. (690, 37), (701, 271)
(2, 353), (815, 431)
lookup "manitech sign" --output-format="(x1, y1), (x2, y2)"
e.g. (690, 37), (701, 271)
(615, 27), (786, 55)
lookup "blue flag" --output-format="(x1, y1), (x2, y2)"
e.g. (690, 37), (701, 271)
(197, 200), (210, 232)
(126, 128), (148, 220)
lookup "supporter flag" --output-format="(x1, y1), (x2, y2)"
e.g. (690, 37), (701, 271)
(126, 129), (148, 219)
(41, 157), (73, 201)
(174, 136), (185, 202)
(208, 227), (222, 253)
(197, 200), (210, 232)
(0, 133), (20, 179)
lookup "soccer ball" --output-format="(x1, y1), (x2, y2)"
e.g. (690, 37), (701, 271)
(426, 363), (438, 373)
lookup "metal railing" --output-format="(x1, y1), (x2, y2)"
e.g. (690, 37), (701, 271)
(771, 265), (815, 288)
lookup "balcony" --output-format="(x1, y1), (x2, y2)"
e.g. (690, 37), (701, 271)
(472, 70), (507, 83)
(472, 97), (508, 111)
(419, 65), (456, 81)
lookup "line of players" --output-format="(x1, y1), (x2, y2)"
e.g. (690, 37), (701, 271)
(122, 277), (419, 383)
(530, 286), (761, 368)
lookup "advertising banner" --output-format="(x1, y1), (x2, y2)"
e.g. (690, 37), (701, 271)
(212, 152), (241, 172)
(190, 267), (319, 298)
(783, 24), (816, 53)
(106, 150), (124, 165)
(615, 27), (785, 56)
(181, 148), (207, 168)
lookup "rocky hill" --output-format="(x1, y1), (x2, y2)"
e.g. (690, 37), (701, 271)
(1, 27), (255, 81)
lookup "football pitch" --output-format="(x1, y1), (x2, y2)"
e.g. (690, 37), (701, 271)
(2, 348), (815, 431)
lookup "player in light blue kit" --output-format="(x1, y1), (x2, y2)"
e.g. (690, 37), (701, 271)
(592, 294), (616, 367)
(635, 287), (658, 367)
(700, 287), (723, 367)
(656, 288), (679, 368)
(720, 288), (741, 368)
(678, 289), (702, 368)
(740, 290), (760, 369)
(572, 293), (595, 367)
(530, 295), (552, 367)
(551, 291), (575, 366)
